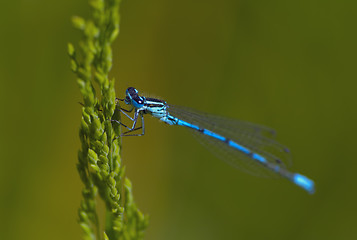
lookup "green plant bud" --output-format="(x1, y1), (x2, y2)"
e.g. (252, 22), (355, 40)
(85, 21), (99, 38)
(99, 154), (108, 164)
(67, 43), (75, 56)
(94, 140), (103, 150)
(72, 16), (86, 30)
(102, 144), (109, 156)
(70, 59), (78, 72)
(88, 149), (98, 163)
(89, 164), (100, 172)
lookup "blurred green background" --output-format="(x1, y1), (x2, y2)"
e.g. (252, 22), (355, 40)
(1, 0), (356, 239)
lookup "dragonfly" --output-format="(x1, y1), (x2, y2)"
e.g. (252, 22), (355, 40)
(115, 87), (315, 194)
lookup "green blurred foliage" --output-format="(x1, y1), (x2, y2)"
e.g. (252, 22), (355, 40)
(0, 0), (356, 240)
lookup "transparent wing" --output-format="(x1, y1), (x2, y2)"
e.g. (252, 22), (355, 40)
(167, 104), (293, 178)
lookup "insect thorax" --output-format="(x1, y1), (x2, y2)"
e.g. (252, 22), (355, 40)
(144, 97), (168, 119)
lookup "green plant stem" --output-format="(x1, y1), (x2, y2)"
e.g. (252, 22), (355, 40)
(68, 0), (148, 239)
